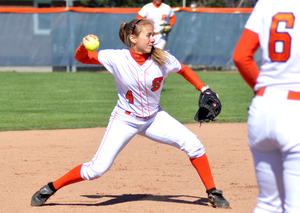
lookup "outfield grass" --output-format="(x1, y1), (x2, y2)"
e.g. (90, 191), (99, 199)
(161, 71), (253, 123)
(0, 71), (253, 131)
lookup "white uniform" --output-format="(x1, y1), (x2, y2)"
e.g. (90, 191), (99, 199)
(245, 0), (300, 212)
(81, 48), (205, 180)
(138, 2), (174, 49)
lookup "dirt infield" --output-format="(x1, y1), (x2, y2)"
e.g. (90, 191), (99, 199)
(1, 123), (257, 213)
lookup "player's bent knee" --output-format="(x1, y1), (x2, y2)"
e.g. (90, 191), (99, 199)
(185, 140), (205, 159)
(178, 133), (205, 159)
(187, 145), (205, 159)
(81, 162), (110, 180)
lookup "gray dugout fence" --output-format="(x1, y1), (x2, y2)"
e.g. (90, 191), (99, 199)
(0, 7), (261, 69)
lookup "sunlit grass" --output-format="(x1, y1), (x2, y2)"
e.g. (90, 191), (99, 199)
(0, 71), (252, 131)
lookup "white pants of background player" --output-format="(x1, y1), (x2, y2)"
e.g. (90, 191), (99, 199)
(248, 87), (300, 213)
(81, 106), (205, 180)
(154, 33), (168, 50)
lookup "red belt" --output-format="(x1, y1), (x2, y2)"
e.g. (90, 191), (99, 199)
(257, 87), (300, 100)
(256, 87), (266, 96)
(154, 32), (160, 35)
(125, 111), (157, 119)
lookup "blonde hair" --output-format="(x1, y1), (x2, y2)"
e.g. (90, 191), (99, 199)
(119, 19), (169, 67)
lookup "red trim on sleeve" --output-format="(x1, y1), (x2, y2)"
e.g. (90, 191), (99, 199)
(233, 29), (260, 90)
(74, 43), (102, 65)
(170, 15), (176, 26)
(136, 14), (147, 20)
(177, 63), (205, 91)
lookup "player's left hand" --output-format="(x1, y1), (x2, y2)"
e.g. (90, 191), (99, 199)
(194, 88), (222, 123)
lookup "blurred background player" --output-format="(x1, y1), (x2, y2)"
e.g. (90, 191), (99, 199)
(233, 0), (300, 212)
(136, 0), (176, 50)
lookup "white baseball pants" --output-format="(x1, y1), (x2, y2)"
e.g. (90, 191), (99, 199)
(154, 33), (168, 49)
(248, 87), (300, 213)
(81, 106), (205, 180)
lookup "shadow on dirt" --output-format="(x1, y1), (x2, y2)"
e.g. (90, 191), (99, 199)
(46, 194), (209, 206)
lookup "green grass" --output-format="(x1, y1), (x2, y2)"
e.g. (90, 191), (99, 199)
(161, 72), (253, 123)
(0, 71), (253, 131)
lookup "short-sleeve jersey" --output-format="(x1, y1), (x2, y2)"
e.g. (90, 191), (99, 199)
(245, 0), (300, 91)
(138, 3), (174, 33)
(97, 49), (181, 117)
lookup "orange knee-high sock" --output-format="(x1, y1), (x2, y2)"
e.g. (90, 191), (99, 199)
(53, 164), (84, 191)
(190, 153), (215, 191)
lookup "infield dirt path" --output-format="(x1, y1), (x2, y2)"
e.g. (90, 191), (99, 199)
(1, 123), (257, 213)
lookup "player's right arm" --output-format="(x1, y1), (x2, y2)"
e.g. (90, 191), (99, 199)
(74, 43), (102, 65)
(136, 14), (147, 20)
(233, 28), (260, 90)
(136, 13), (155, 25)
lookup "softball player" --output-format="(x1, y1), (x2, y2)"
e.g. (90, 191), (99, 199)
(233, 0), (300, 212)
(136, 0), (176, 50)
(31, 19), (229, 208)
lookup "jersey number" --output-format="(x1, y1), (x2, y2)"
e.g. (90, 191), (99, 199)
(269, 13), (295, 62)
(126, 90), (134, 104)
(126, 77), (164, 103)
